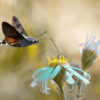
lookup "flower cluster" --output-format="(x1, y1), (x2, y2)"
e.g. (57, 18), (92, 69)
(30, 35), (100, 100)
(30, 56), (90, 94)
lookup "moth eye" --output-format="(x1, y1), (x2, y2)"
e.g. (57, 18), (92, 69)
(32, 40), (35, 42)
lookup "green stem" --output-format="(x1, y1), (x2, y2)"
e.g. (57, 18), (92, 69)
(62, 84), (74, 100)
(78, 81), (83, 100)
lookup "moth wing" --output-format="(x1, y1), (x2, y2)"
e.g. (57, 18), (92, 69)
(2, 22), (25, 44)
(12, 16), (28, 36)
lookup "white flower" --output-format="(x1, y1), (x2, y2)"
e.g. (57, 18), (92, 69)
(30, 65), (90, 94)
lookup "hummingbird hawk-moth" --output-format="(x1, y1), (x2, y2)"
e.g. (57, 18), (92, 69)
(1, 16), (39, 47)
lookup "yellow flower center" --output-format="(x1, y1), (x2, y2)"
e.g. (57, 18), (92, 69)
(48, 56), (69, 67)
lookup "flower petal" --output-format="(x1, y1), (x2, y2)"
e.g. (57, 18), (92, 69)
(41, 80), (50, 95)
(49, 65), (61, 80)
(95, 40), (100, 52)
(85, 35), (95, 50)
(32, 67), (50, 78)
(70, 66), (90, 79)
(63, 65), (90, 85)
(30, 81), (37, 87)
(33, 67), (53, 82)
(65, 71), (75, 85)
(31, 67), (54, 94)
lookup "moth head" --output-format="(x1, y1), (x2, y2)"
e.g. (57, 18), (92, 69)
(31, 38), (39, 44)
(24, 36), (39, 44)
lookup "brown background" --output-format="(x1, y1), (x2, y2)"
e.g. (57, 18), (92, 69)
(0, 0), (100, 100)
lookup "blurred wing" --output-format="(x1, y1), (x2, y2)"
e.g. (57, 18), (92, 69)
(2, 22), (25, 44)
(12, 16), (28, 36)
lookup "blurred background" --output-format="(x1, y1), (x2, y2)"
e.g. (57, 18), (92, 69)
(0, 0), (100, 100)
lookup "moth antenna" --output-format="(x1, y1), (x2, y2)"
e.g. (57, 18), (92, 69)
(49, 38), (59, 58)
(37, 30), (47, 39)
